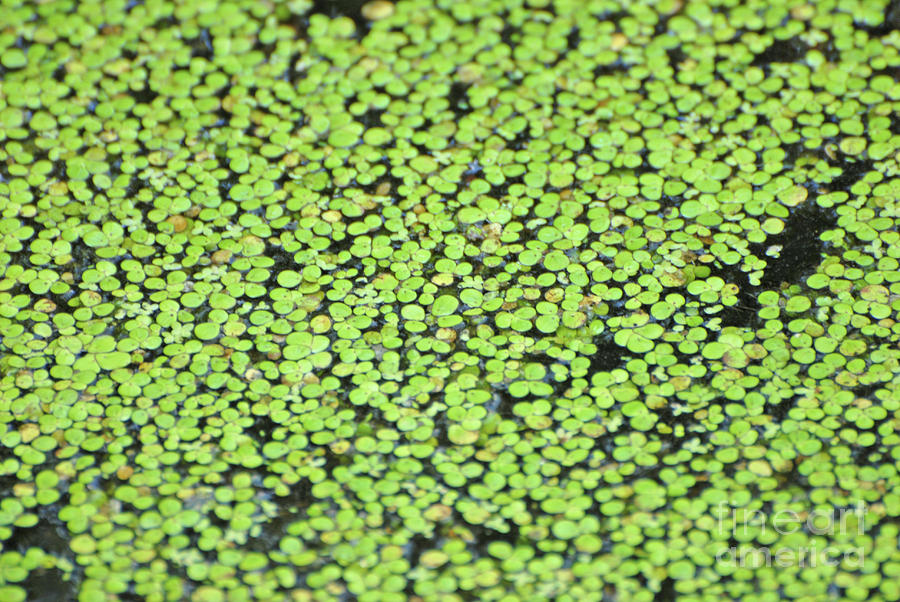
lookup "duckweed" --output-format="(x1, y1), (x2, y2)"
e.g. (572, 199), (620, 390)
(1, 0), (900, 600)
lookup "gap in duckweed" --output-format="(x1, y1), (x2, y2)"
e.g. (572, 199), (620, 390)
(716, 150), (877, 327)
(588, 332), (627, 373)
(750, 37), (811, 66)
(828, 158), (876, 191)
(656, 577), (677, 602)
(7, 507), (70, 557)
(311, 0), (369, 31)
(246, 510), (305, 554)
(19, 568), (76, 602)
(851, 382), (884, 400)
(858, 0), (900, 35)
(448, 81), (474, 119)
(7, 504), (79, 601)
(768, 392), (800, 422)
(750, 200), (838, 291)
